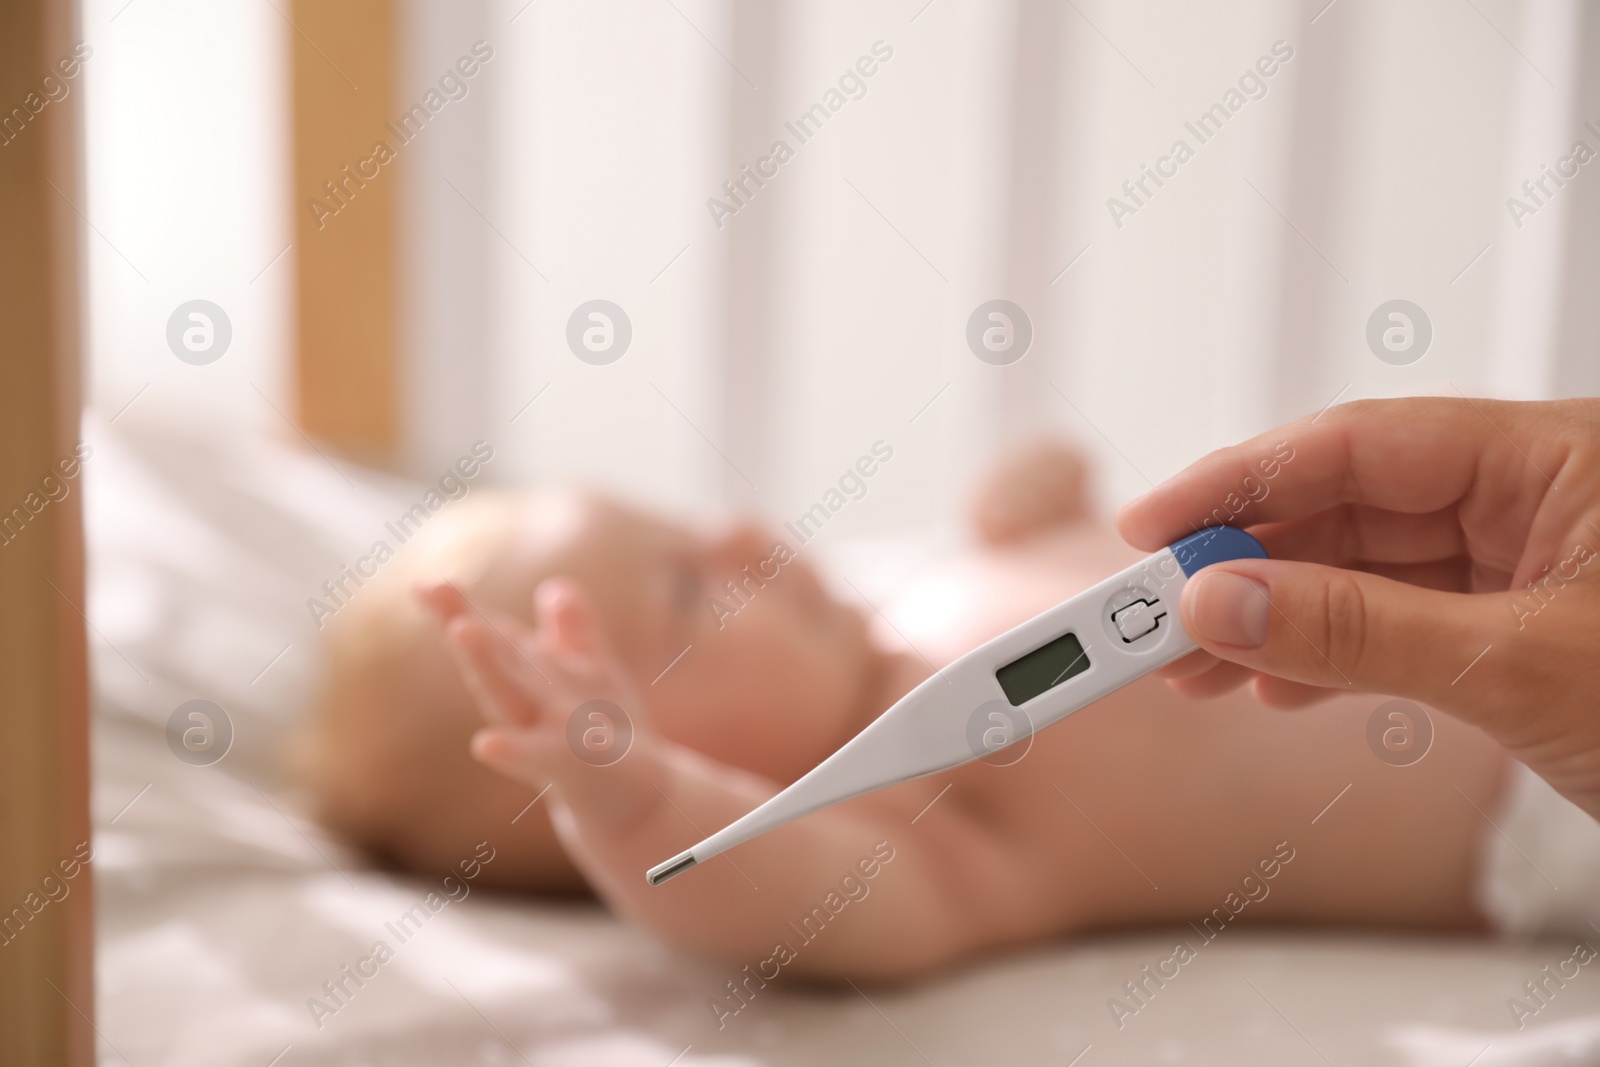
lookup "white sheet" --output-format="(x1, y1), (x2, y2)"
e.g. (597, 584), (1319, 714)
(85, 411), (1600, 1066)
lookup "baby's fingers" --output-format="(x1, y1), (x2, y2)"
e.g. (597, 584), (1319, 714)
(446, 615), (553, 728)
(531, 579), (645, 701)
(471, 727), (566, 787)
(534, 579), (629, 668)
(414, 578), (474, 622)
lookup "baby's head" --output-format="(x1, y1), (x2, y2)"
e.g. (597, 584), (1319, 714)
(301, 488), (880, 889)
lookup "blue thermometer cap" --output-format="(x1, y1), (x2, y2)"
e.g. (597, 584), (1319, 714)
(1168, 526), (1268, 577)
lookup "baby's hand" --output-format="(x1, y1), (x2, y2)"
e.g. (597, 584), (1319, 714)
(416, 578), (656, 822)
(970, 439), (1091, 545)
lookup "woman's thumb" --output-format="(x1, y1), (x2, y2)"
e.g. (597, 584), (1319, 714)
(1178, 558), (1507, 711)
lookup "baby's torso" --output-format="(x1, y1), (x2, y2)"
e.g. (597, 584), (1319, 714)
(870, 520), (1508, 934)
(874, 523), (1237, 907)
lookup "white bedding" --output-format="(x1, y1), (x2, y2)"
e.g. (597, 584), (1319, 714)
(85, 412), (1600, 1066)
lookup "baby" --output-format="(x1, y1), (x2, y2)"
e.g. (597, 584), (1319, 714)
(303, 442), (1513, 981)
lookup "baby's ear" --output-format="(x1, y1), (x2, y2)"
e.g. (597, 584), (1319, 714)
(533, 579), (615, 660)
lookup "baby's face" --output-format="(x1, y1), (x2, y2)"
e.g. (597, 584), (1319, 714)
(518, 493), (880, 783)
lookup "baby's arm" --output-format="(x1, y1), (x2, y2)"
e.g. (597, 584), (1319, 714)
(419, 580), (1056, 981)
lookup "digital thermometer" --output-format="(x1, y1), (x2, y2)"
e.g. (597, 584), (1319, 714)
(646, 525), (1267, 885)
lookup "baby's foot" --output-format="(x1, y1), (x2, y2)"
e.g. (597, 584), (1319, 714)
(970, 439), (1092, 545)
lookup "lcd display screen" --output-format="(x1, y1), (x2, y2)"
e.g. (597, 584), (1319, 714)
(995, 632), (1090, 706)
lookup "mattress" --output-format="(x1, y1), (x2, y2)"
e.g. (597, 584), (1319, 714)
(85, 410), (1600, 1066)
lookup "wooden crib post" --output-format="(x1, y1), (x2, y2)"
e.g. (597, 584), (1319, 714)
(0, 0), (94, 1063)
(290, 0), (401, 466)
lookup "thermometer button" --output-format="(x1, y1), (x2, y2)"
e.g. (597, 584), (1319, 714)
(1111, 597), (1165, 643)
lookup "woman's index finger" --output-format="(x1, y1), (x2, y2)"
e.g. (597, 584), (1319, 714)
(1116, 398), (1500, 549)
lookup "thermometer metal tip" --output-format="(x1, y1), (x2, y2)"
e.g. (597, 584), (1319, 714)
(646, 850), (698, 885)
(644, 525), (1266, 886)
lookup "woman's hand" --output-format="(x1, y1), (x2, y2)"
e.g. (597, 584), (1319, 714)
(1118, 396), (1600, 818)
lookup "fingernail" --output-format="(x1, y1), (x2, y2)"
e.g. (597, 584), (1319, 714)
(1189, 570), (1271, 648)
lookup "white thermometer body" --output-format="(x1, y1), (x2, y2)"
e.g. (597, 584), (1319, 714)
(647, 526), (1267, 885)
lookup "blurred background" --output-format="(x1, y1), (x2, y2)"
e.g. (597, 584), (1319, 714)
(82, 0), (1600, 530)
